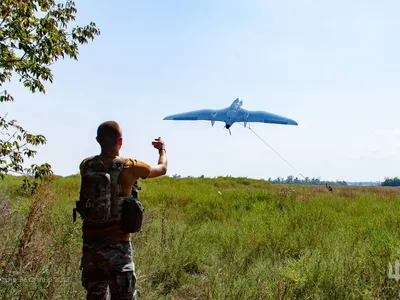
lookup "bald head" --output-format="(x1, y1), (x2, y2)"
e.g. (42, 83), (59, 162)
(96, 121), (122, 149)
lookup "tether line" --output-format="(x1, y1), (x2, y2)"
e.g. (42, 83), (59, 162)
(239, 123), (306, 179)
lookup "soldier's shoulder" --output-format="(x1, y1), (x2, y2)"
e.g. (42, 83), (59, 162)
(81, 155), (97, 165)
(121, 158), (150, 168)
(79, 155), (98, 173)
(117, 157), (136, 169)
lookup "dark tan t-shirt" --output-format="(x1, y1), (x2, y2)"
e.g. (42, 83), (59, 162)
(79, 154), (151, 241)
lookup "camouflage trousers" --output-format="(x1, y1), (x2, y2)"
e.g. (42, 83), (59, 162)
(80, 239), (137, 300)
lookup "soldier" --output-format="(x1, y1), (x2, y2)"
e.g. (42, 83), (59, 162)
(326, 183), (333, 192)
(77, 121), (167, 299)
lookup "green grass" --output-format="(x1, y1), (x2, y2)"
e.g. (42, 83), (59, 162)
(1, 175), (400, 299)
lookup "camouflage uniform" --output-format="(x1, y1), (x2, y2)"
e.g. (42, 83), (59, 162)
(80, 238), (136, 300)
(78, 154), (151, 299)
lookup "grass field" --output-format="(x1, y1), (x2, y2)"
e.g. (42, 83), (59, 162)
(1, 175), (400, 299)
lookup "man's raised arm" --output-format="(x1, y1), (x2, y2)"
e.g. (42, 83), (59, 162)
(148, 137), (168, 178)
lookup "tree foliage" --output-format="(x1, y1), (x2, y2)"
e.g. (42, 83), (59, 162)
(0, 0), (100, 191)
(267, 176), (348, 186)
(381, 177), (400, 187)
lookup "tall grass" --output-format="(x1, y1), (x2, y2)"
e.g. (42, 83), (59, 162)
(1, 175), (400, 299)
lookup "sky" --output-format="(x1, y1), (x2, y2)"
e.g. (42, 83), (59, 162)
(2, 0), (400, 182)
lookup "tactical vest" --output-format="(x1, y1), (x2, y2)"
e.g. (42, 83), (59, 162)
(73, 155), (144, 233)
(77, 156), (125, 223)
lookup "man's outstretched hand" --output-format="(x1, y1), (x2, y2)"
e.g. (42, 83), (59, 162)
(152, 137), (165, 151)
(148, 137), (168, 178)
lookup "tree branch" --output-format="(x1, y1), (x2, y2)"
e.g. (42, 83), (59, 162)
(5, 127), (18, 143)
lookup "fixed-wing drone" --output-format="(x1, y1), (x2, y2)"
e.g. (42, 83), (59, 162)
(163, 98), (298, 135)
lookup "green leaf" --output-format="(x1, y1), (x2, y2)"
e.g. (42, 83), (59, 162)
(0, 0), (100, 188)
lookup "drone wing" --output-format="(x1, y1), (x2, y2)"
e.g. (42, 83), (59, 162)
(163, 109), (224, 121)
(243, 110), (298, 126)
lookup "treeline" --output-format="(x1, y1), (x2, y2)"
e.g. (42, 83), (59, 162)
(381, 177), (400, 186)
(170, 174), (348, 186)
(267, 176), (348, 186)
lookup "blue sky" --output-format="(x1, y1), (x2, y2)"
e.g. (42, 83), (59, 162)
(3, 0), (400, 182)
